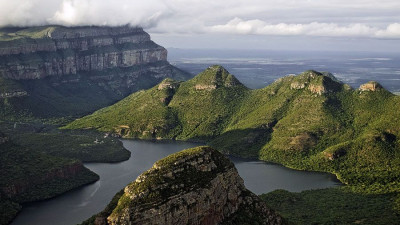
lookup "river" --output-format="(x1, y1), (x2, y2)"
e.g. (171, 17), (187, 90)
(12, 140), (341, 225)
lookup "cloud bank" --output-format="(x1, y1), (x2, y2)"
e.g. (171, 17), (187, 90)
(210, 18), (400, 39)
(0, 0), (399, 39)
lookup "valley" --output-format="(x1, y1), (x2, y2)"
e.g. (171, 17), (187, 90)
(0, 25), (399, 225)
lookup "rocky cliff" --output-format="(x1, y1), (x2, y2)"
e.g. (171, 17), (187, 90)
(89, 146), (284, 225)
(0, 25), (189, 118)
(0, 26), (166, 79)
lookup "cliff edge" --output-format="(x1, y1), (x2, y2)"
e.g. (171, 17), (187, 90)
(0, 25), (190, 119)
(90, 146), (285, 225)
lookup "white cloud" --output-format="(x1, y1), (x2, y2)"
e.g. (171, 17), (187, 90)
(208, 18), (400, 39)
(0, 0), (399, 39)
(375, 23), (400, 38)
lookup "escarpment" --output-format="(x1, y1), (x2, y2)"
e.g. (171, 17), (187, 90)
(0, 26), (166, 79)
(90, 146), (285, 225)
(0, 25), (190, 118)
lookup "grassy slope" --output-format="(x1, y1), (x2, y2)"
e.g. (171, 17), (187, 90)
(65, 66), (400, 193)
(66, 66), (249, 140)
(260, 188), (400, 225)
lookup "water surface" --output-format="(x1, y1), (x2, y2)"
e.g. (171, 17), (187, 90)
(12, 140), (341, 225)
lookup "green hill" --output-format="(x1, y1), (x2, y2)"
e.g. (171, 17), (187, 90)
(65, 65), (400, 193)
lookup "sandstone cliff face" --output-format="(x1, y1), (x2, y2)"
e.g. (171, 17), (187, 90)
(359, 81), (382, 92)
(0, 26), (189, 118)
(289, 70), (342, 96)
(98, 146), (284, 225)
(0, 26), (167, 80)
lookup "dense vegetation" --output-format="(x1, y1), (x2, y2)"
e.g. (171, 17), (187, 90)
(0, 122), (130, 162)
(0, 120), (129, 225)
(0, 132), (99, 225)
(0, 61), (189, 120)
(260, 188), (400, 225)
(65, 65), (400, 195)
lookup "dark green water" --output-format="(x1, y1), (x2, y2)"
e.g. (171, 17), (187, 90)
(12, 140), (341, 225)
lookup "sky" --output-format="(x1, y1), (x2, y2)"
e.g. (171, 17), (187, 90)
(1, 0), (400, 52)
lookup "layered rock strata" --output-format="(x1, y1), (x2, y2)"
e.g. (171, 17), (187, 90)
(0, 26), (166, 80)
(0, 26), (189, 118)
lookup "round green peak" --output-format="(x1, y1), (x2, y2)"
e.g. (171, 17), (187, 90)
(191, 65), (243, 89)
(207, 65), (229, 72)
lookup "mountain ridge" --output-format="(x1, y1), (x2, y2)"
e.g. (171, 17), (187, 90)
(65, 65), (400, 193)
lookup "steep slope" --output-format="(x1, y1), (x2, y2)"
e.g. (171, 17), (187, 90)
(0, 131), (98, 224)
(0, 25), (190, 119)
(66, 65), (248, 140)
(66, 66), (400, 192)
(83, 146), (285, 225)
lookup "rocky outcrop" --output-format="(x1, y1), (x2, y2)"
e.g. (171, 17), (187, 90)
(195, 84), (217, 90)
(290, 82), (306, 90)
(0, 26), (167, 80)
(308, 84), (326, 95)
(0, 90), (28, 98)
(157, 79), (180, 90)
(101, 146), (285, 225)
(289, 70), (342, 96)
(359, 81), (382, 92)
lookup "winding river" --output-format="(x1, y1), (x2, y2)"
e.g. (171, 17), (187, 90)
(12, 140), (341, 225)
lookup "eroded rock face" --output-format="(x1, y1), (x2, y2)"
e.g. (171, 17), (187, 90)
(157, 79), (180, 90)
(290, 82), (306, 90)
(0, 26), (189, 118)
(0, 26), (167, 80)
(308, 84), (326, 95)
(359, 81), (382, 92)
(195, 84), (218, 90)
(104, 146), (285, 225)
(0, 90), (28, 98)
